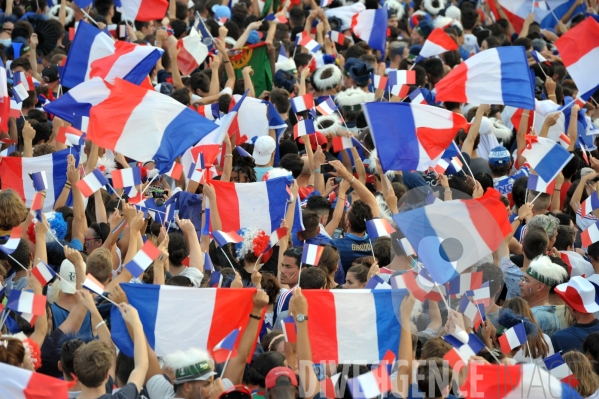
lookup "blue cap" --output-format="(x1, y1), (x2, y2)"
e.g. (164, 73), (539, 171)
(247, 30), (261, 45)
(488, 146), (511, 166)
(211, 5), (231, 20)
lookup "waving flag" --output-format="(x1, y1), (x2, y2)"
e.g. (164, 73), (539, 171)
(43, 77), (110, 123)
(458, 295), (484, 328)
(436, 46), (535, 110)
(365, 275), (392, 289)
(555, 18), (599, 100)
(443, 329), (485, 366)
(582, 221), (599, 247)
(13, 72), (34, 91)
(303, 289), (405, 363)
(282, 316), (297, 342)
(321, 373), (341, 399)
(389, 270), (442, 302)
(348, 353), (393, 398)
(466, 281), (491, 307)
(110, 284), (257, 357)
(302, 243), (324, 266)
(56, 126), (85, 147)
(212, 230), (244, 247)
(7, 290), (46, 316)
(351, 7), (388, 58)
(296, 31), (321, 53)
(446, 271), (482, 297)
(125, 241), (162, 278)
(62, 22), (162, 87)
(31, 260), (57, 286)
(332, 136), (360, 152)
(371, 74), (388, 92)
(387, 70), (415, 89)
(363, 102), (469, 172)
(0, 60), (9, 132)
(0, 227), (22, 255)
(392, 193), (511, 285)
(408, 88), (428, 104)
(87, 79), (217, 173)
(193, 103), (220, 120)
(0, 362), (75, 399)
(365, 218), (395, 239)
(164, 162), (183, 180)
(499, 322), (527, 353)
(415, 28), (458, 62)
(263, 227), (288, 255)
(29, 171), (48, 192)
(118, 0), (168, 21)
(82, 274), (105, 295)
(277, 45), (289, 63)
(527, 174), (555, 194)
(30, 192), (43, 222)
(290, 94), (315, 113)
(177, 27), (209, 76)
(111, 167), (142, 189)
(521, 135), (573, 183)
(328, 31), (345, 45)
(293, 119), (316, 139)
(76, 169), (109, 197)
(544, 353), (579, 387)
(530, 49), (548, 64)
(316, 98), (338, 116)
(560, 251), (594, 278)
(0, 148), (78, 211)
(213, 327), (241, 363)
(265, 13), (288, 23)
(11, 82), (29, 103)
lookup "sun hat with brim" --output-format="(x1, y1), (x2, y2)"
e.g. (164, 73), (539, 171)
(555, 276), (599, 314)
(173, 360), (217, 383)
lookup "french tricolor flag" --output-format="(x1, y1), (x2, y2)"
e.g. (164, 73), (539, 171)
(213, 327), (241, 363)
(302, 243), (324, 266)
(57, 126), (85, 147)
(365, 218), (395, 240)
(0, 362), (76, 399)
(87, 78), (217, 173)
(415, 28), (458, 63)
(7, 290), (46, 316)
(111, 167), (142, 189)
(76, 169), (109, 197)
(30, 192), (43, 222)
(13, 71), (35, 91)
(30, 171), (48, 192)
(364, 102), (469, 171)
(521, 135), (574, 183)
(443, 329), (485, 367)
(0, 148), (77, 211)
(458, 293), (484, 328)
(499, 322), (527, 353)
(296, 31), (322, 53)
(320, 373), (341, 399)
(212, 230), (244, 247)
(263, 227), (288, 254)
(582, 221), (599, 247)
(164, 162), (184, 180)
(390, 270), (440, 303)
(125, 241), (162, 278)
(177, 27), (209, 76)
(466, 281), (491, 307)
(315, 97), (338, 116)
(118, 0), (168, 21)
(332, 136), (360, 153)
(446, 271), (482, 297)
(293, 118), (316, 139)
(11, 82), (29, 103)
(530, 49), (548, 64)
(436, 46), (536, 110)
(62, 22), (163, 88)
(555, 18), (599, 100)
(348, 352), (393, 398)
(328, 31), (344, 45)
(193, 103), (220, 120)
(0, 60), (10, 132)
(44, 77), (111, 124)
(265, 13), (288, 23)
(408, 88), (428, 104)
(281, 315), (297, 343)
(561, 251), (594, 278)
(371, 74), (388, 92)
(31, 260), (57, 286)
(388, 70), (415, 88)
(351, 7), (388, 58)
(83, 273), (105, 295)
(527, 174), (555, 195)
(290, 94), (314, 113)
(543, 353), (579, 387)
(0, 226), (22, 255)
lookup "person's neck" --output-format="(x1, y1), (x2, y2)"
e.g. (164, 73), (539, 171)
(64, 376), (81, 392)
(527, 294), (550, 308)
(486, 302), (499, 314)
(522, 257), (531, 270)
(169, 264), (185, 276)
(347, 229), (365, 237)
(592, 258), (599, 275)
(297, 174), (310, 187)
(576, 313), (597, 324)
(77, 385), (106, 399)
(492, 172), (506, 179)
(389, 60), (400, 70)
(388, 255), (412, 271)
(278, 112), (287, 121)
(472, 149), (479, 159)
(56, 292), (78, 310)
(316, 89), (336, 97)
(531, 209), (547, 217)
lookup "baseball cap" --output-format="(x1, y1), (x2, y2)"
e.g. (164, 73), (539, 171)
(59, 259), (77, 294)
(265, 367), (298, 390)
(488, 146), (511, 166)
(253, 136), (276, 165)
(247, 30), (261, 45)
(212, 4), (231, 20)
(299, 132), (328, 151)
(174, 359), (217, 383)
(581, 167), (594, 178)
(218, 385), (252, 399)
(41, 64), (59, 83)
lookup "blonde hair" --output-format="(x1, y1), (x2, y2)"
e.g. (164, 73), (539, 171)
(502, 297), (550, 359)
(86, 248), (113, 284)
(0, 190), (27, 231)
(563, 351), (599, 397)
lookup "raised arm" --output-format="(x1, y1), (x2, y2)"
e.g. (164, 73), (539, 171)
(25, 274), (47, 347)
(329, 160), (380, 218)
(566, 104), (580, 152)
(221, 134), (233, 183)
(67, 155), (87, 244)
(203, 183), (222, 232)
(462, 105), (489, 158)
(393, 293), (415, 398)
(325, 179), (350, 236)
(539, 112), (560, 138)
(119, 303), (149, 393)
(290, 288), (319, 399)
(177, 216), (204, 273)
(516, 109), (530, 169)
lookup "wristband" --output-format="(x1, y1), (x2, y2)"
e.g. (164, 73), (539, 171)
(313, 169), (321, 174)
(249, 314), (261, 320)
(95, 320), (106, 330)
(349, 176), (356, 184)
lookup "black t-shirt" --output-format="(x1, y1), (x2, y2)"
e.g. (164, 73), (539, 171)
(97, 382), (139, 399)
(38, 328), (66, 378)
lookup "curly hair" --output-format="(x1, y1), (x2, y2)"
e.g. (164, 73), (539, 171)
(0, 190), (27, 231)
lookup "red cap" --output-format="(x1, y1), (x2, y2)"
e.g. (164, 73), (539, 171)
(264, 367), (298, 390)
(298, 132), (328, 151)
(218, 384), (252, 398)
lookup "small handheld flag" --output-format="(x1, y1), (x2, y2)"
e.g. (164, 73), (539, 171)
(11, 82), (29, 103)
(76, 169), (109, 197)
(282, 315), (297, 343)
(164, 162), (183, 180)
(213, 327), (241, 363)
(315, 97), (338, 116)
(543, 352), (579, 387)
(212, 230), (244, 247)
(236, 146), (252, 158)
(30, 171), (48, 192)
(0, 226), (22, 255)
(31, 260), (57, 286)
(111, 167), (142, 189)
(328, 31), (344, 45)
(82, 273), (105, 295)
(498, 322), (527, 353)
(293, 119), (316, 139)
(290, 94), (315, 113)
(7, 290), (46, 316)
(57, 126), (85, 147)
(365, 218), (395, 240)
(125, 241), (162, 278)
(302, 243), (324, 266)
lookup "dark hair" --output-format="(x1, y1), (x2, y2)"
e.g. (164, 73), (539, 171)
(166, 275), (193, 287)
(293, 52), (312, 69)
(474, 172), (493, 192)
(477, 262), (504, 300)
(269, 88), (291, 115)
(189, 72), (210, 95)
(30, 121), (52, 145)
(347, 200), (372, 233)
(261, 273), (281, 305)
(279, 154), (303, 179)
(298, 267), (327, 289)
(416, 358), (452, 399)
(245, 352), (286, 388)
(522, 227), (549, 260)
(115, 352), (135, 387)
(170, 19), (187, 39)
(511, 176), (529, 209)
(583, 333), (599, 376)
(289, 6), (304, 27)
(562, 153), (581, 180)
(60, 338), (85, 380)
(300, 209), (320, 240)
(6, 239), (31, 270)
(461, 8), (478, 30)
(554, 225), (575, 251)
(589, 242), (599, 263)
(283, 247), (302, 268)
(10, 57), (32, 72)
(232, 157), (257, 182)
(373, 236), (391, 267)
(11, 21), (33, 41)
(168, 232), (189, 266)
(89, 222), (109, 244)
(170, 88), (191, 106)
(94, 0), (114, 16)
(346, 264), (369, 283)
(306, 195), (331, 219)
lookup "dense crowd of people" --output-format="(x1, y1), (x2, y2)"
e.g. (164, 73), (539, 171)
(1, 0), (599, 397)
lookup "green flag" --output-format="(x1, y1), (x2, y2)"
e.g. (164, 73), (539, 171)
(231, 43), (273, 96)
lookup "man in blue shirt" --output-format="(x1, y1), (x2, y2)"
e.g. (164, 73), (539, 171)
(333, 200), (373, 279)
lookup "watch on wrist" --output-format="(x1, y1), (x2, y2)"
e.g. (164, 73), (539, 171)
(296, 314), (308, 322)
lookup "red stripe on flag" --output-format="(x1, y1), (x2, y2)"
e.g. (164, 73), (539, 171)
(304, 290), (339, 363)
(556, 18), (599, 67)
(211, 181), (241, 232)
(0, 157), (25, 201)
(435, 62), (468, 103)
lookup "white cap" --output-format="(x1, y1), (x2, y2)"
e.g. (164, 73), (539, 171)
(252, 136), (276, 165)
(59, 259), (77, 294)
(446, 5), (461, 21)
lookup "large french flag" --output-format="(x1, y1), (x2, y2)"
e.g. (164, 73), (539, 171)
(210, 177), (289, 234)
(0, 148), (78, 211)
(435, 46), (535, 110)
(492, 0), (585, 32)
(110, 284), (257, 357)
(521, 136), (574, 183)
(363, 102), (469, 172)
(87, 79), (217, 172)
(392, 193), (511, 284)
(177, 27), (209, 76)
(0, 60), (10, 132)
(351, 6), (388, 58)
(0, 362), (75, 399)
(43, 77), (110, 123)
(304, 289), (406, 363)
(118, 0), (168, 22)
(555, 18), (599, 100)
(61, 22), (162, 88)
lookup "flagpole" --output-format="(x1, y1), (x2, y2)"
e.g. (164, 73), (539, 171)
(220, 351), (233, 378)
(529, 190), (543, 204)
(455, 146), (475, 178)
(80, 7), (99, 26)
(297, 262), (303, 287)
(219, 246), (237, 270)
(0, 309), (10, 331)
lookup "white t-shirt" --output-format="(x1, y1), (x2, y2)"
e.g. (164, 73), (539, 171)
(512, 333), (554, 363)
(146, 375), (175, 399)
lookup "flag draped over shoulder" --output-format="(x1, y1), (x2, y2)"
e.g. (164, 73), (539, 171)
(230, 43), (273, 96)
